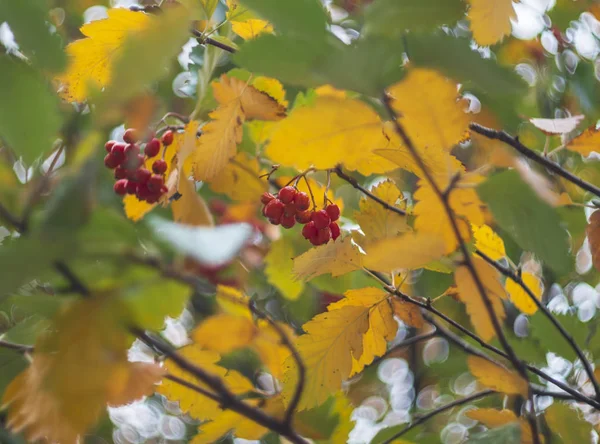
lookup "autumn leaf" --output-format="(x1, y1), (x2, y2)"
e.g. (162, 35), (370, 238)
(567, 127), (600, 156)
(386, 69), (470, 152)
(467, 408), (533, 444)
(265, 237), (304, 300)
(506, 272), (542, 315)
(57, 8), (151, 102)
(265, 96), (397, 175)
(251, 76), (289, 107)
(215, 285), (252, 318)
(354, 180), (408, 242)
(455, 257), (507, 341)
(227, 0), (273, 40)
(473, 224), (506, 261)
(362, 232), (447, 272)
(283, 287), (396, 409)
(545, 402), (593, 443)
(107, 362), (166, 406)
(467, 356), (528, 395)
(193, 314), (256, 352)
(208, 152), (268, 202)
(328, 395), (356, 444)
(293, 237), (363, 281)
(587, 210), (600, 272)
(529, 115), (584, 135)
(467, 0), (516, 46)
(391, 297), (424, 328)
(172, 174), (214, 226)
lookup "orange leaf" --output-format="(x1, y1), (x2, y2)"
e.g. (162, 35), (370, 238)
(468, 356), (528, 395)
(587, 210), (600, 272)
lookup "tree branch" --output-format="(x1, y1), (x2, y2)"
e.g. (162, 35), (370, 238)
(191, 29), (237, 54)
(469, 123), (600, 199)
(0, 340), (33, 354)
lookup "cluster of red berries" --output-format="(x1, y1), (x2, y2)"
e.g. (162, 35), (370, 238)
(261, 186), (341, 246)
(104, 128), (174, 204)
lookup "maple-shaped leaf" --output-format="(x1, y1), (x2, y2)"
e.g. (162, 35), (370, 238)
(265, 96), (397, 176)
(455, 257), (507, 341)
(386, 68), (470, 152)
(2, 295), (162, 442)
(473, 224), (506, 261)
(159, 346), (254, 421)
(467, 408), (533, 444)
(208, 152), (268, 202)
(467, 356), (528, 395)
(506, 271), (542, 315)
(265, 237), (304, 300)
(354, 180), (408, 243)
(414, 176), (485, 253)
(283, 288), (396, 410)
(587, 210), (600, 272)
(566, 127), (600, 156)
(362, 232), (447, 272)
(56, 8), (150, 102)
(467, 0), (516, 46)
(293, 237), (363, 281)
(226, 0), (273, 40)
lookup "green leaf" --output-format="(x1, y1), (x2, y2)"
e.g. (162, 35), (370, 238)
(469, 423), (521, 443)
(546, 402), (593, 442)
(0, 0), (66, 72)
(477, 170), (572, 274)
(0, 294), (68, 320)
(529, 311), (588, 362)
(239, 0), (328, 36)
(0, 349), (28, 394)
(3, 315), (51, 345)
(371, 424), (406, 444)
(0, 56), (61, 164)
(407, 34), (526, 97)
(364, 0), (465, 36)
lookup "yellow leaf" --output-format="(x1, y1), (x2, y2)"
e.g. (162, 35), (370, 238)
(467, 408), (532, 444)
(329, 395), (356, 444)
(566, 127), (600, 156)
(172, 174), (214, 226)
(2, 295), (136, 442)
(212, 75), (286, 121)
(251, 76), (288, 107)
(192, 101), (245, 181)
(391, 298), (424, 328)
(362, 232), (447, 272)
(468, 0), (516, 46)
(473, 224), (506, 261)
(265, 97), (397, 175)
(107, 362), (165, 407)
(354, 180), (409, 243)
(265, 238), (304, 300)
(193, 314), (256, 352)
(252, 320), (295, 380)
(215, 285), (252, 319)
(208, 152), (268, 202)
(293, 237), (363, 281)
(227, 0), (273, 40)
(124, 135), (179, 222)
(315, 85), (347, 98)
(386, 69), (470, 152)
(57, 8), (151, 102)
(455, 257), (506, 341)
(506, 272), (542, 315)
(193, 397), (282, 443)
(467, 356), (528, 395)
(158, 345), (254, 421)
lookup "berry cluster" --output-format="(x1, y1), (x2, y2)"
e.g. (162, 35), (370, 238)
(261, 186), (341, 246)
(104, 129), (174, 204)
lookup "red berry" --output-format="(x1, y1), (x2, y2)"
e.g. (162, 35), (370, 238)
(105, 141), (115, 153)
(260, 192), (275, 205)
(123, 128), (138, 144)
(125, 180), (138, 195)
(330, 222), (340, 240)
(124, 154), (145, 171)
(145, 138), (161, 158)
(278, 186), (297, 204)
(302, 221), (318, 240)
(284, 202), (297, 217)
(135, 168), (151, 184)
(152, 159), (167, 174)
(312, 210), (330, 230)
(162, 130), (174, 146)
(146, 192), (162, 204)
(296, 210), (312, 224)
(264, 199), (284, 220)
(104, 153), (120, 169)
(124, 143), (140, 157)
(114, 166), (127, 180)
(326, 204), (340, 222)
(111, 144), (126, 164)
(160, 185), (168, 194)
(294, 192), (310, 211)
(147, 174), (164, 192)
(136, 183), (151, 201)
(113, 179), (127, 195)
(315, 227), (331, 245)
(281, 214), (296, 228)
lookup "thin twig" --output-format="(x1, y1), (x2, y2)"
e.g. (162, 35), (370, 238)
(0, 339), (34, 354)
(191, 29), (236, 53)
(381, 390), (495, 444)
(476, 248), (600, 400)
(469, 123), (600, 198)
(333, 166), (406, 216)
(165, 373), (223, 403)
(371, 331), (437, 368)
(53, 261), (91, 297)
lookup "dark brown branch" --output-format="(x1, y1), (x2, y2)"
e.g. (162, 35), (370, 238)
(54, 261), (91, 297)
(333, 166), (407, 216)
(191, 29), (236, 54)
(476, 248), (600, 400)
(371, 331), (437, 368)
(0, 340), (34, 354)
(470, 123), (600, 199)
(381, 390), (495, 444)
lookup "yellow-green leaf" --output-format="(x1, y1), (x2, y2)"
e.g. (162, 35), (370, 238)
(468, 0), (516, 46)
(467, 356), (528, 395)
(293, 237), (363, 281)
(467, 408), (532, 444)
(265, 238), (304, 300)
